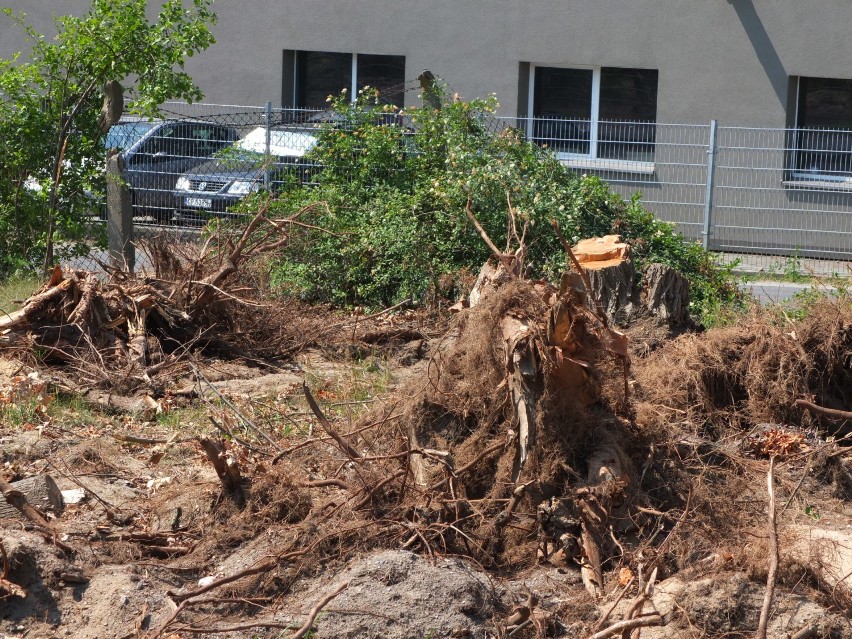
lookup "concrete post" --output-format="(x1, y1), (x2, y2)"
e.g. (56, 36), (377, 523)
(106, 150), (134, 272)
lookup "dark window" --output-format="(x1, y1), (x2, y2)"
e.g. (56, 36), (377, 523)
(533, 67), (592, 154)
(598, 68), (658, 161)
(793, 77), (852, 179)
(295, 51), (351, 109)
(530, 66), (658, 162)
(357, 54), (406, 106)
(289, 50), (406, 109)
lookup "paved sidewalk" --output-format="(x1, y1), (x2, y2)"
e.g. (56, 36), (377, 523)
(739, 280), (837, 305)
(718, 252), (851, 277)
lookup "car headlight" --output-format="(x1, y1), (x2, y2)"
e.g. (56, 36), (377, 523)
(175, 176), (190, 191)
(227, 180), (259, 195)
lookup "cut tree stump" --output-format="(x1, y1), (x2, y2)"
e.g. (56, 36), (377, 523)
(642, 263), (690, 325)
(0, 475), (64, 520)
(573, 235), (635, 325)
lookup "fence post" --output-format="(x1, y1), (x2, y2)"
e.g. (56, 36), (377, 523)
(702, 119), (718, 250)
(264, 100), (272, 190)
(106, 150), (134, 272)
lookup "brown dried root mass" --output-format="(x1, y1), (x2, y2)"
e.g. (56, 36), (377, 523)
(634, 299), (851, 434)
(0, 209), (344, 396)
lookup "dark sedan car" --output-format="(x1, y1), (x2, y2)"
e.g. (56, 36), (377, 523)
(173, 125), (318, 220)
(106, 118), (240, 222)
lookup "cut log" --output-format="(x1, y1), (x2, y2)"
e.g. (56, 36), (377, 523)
(0, 475), (64, 522)
(642, 263), (690, 325)
(573, 235), (635, 325)
(82, 390), (160, 416)
(0, 479), (62, 530)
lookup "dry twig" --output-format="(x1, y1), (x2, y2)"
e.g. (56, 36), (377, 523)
(290, 582), (350, 639)
(303, 382), (362, 460)
(756, 456), (779, 639)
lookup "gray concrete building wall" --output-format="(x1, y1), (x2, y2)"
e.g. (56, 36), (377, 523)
(3, 1), (852, 125)
(2, 1), (850, 259)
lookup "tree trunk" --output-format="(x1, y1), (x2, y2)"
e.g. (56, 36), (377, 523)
(642, 263), (690, 325)
(573, 235), (635, 325)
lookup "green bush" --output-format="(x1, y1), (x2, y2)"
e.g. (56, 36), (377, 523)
(259, 87), (741, 324)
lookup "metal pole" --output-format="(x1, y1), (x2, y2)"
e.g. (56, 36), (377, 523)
(702, 119), (718, 250)
(264, 100), (272, 190)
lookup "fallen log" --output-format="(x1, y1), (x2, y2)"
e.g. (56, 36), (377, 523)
(0, 477), (56, 529)
(0, 475), (64, 521)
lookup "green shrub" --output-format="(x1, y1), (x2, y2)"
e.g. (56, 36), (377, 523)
(259, 87), (741, 324)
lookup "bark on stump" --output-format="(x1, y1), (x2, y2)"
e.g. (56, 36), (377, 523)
(573, 235), (635, 325)
(642, 263), (690, 325)
(0, 475), (64, 520)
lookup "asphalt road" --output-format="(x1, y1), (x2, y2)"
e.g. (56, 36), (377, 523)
(739, 280), (836, 305)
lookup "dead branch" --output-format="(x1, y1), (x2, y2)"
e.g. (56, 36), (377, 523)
(193, 362), (284, 453)
(323, 297), (414, 332)
(428, 438), (509, 491)
(795, 399), (852, 422)
(550, 219), (595, 308)
(170, 621), (298, 634)
(112, 433), (195, 445)
(302, 479), (351, 490)
(45, 459), (120, 522)
(303, 382), (362, 460)
(586, 613), (663, 639)
(353, 469), (406, 510)
(465, 198), (504, 259)
(0, 277), (73, 331)
(756, 456), (778, 639)
(192, 202), (323, 312)
(590, 577), (636, 634)
(168, 546), (311, 603)
(289, 581), (349, 639)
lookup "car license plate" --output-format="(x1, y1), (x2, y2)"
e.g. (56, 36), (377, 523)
(185, 197), (212, 208)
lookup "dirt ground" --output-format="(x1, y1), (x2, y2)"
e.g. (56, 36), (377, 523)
(1, 280), (851, 638)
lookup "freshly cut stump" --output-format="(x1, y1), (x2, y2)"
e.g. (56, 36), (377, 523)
(573, 235), (635, 325)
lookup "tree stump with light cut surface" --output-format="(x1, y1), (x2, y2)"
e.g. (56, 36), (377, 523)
(573, 235), (635, 325)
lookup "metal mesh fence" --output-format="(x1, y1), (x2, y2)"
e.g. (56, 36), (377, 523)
(70, 101), (852, 275)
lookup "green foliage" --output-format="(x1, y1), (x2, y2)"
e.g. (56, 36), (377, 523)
(265, 86), (741, 324)
(783, 280), (849, 322)
(0, 0), (216, 276)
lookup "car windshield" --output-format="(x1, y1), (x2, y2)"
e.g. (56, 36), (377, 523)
(236, 126), (317, 157)
(104, 121), (158, 151)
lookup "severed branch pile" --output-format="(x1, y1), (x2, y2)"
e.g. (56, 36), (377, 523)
(0, 205), (325, 395)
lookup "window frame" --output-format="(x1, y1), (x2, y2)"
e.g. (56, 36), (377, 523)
(526, 63), (656, 173)
(786, 76), (852, 189)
